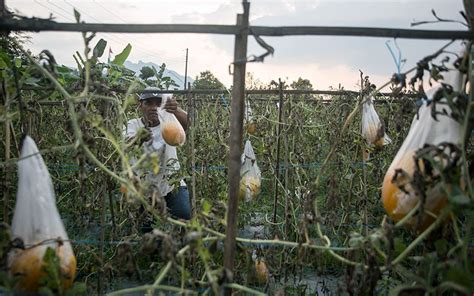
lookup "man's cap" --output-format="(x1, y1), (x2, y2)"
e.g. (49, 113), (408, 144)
(139, 87), (164, 101)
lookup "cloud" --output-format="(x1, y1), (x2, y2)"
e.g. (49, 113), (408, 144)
(196, 0), (465, 87)
(246, 60), (388, 89)
(10, 0), (467, 90)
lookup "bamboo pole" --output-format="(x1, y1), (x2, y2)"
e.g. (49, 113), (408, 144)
(223, 1), (249, 292)
(1, 0), (10, 225)
(284, 94), (291, 240)
(1, 18), (473, 40)
(3, 117), (10, 223)
(272, 79), (284, 226)
(108, 180), (116, 234)
(98, 182), (106, 295)
(360, 72), (369, 237)
(464, 0), (474, 30)
(187, 82), (197, 216)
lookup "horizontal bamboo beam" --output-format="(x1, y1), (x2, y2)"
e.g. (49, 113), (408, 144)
(20, 86), (416, 97)
(251, 26), (474, 39)
(33, 97), (414, 107)
(1, 18), (473, 40)
(0, 19), (237, 34)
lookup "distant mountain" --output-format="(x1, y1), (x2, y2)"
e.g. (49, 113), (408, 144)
(124, 60), (193, 90)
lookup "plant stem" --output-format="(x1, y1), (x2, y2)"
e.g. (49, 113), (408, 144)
(223, 283), (266, 296)
(0, 144), (75, 168)
(394, 202), (420, 228)
(389, 209), (450, 267)
(146, 260), (173, 296)
(107, 284), (197, 296)
(167, 217), (355, 251)
(461, 101), (474, 199)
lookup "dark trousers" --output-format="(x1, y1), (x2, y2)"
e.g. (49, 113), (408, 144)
(164, 186), (192, 220)
(140, 186), (191, 233)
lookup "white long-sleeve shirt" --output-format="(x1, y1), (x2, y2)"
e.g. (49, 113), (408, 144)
(125, 118), (185, 197)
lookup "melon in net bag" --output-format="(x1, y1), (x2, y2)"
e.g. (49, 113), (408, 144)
(8, 136), (76, 292)
(239, 140), (262, 202)
(361, 96), (391, 147)
(158, 94), (186, 146)
(381, 68), (464, 229)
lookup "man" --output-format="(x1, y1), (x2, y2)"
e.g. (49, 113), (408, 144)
(125, 87), (191, 223)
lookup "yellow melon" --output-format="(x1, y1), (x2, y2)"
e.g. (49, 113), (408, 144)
(239, 176), (261, 201)
(382, 150), (448, 230)
(9, 244), (76, 292)
(374, 137), (385, 148)
(246, 123), (257, 135)
(364, 123), (386, 147)
(161, 122), (185, 146)
(255, 259), (269, 284)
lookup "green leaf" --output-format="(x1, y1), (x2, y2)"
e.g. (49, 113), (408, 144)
(202, 199), (212, 214)
(111, 43), (132, 66)
(38, 247), (63, 294)
(92, 39), (107, 63)
(449, 194), (470, 205)
(64, 282), (87, 296)
(73, 9), (81, 23)
(14, 58), (21, 68)
(38, 287), (55, 296)
(389, 284), (425, 296)
(151, 153), (160, 175)
(24, 77), (41, 86)
(0, 52), (11, 68)
(434, 239), (448, 255)
(446, 266), (474, 289)
(393, 237), (406, 256)
(348, 232), (364, 248)
(73, 52), (84, 72)
(56, 65), (74, 73)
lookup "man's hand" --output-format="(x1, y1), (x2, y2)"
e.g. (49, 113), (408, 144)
(136, 126), (152, 145)
(163, 98), (179, 114)
(125, 126), (151, 151)
(163, 97), (189, 130)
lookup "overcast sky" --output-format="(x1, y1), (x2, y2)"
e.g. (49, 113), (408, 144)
(9, 0), (467, 90)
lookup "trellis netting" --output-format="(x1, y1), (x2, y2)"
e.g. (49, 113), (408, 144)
(381, 66), (464, 229)
(159, 94), (186, 146)
(240, 140), (262, 202)
(8, 136), (76, 291)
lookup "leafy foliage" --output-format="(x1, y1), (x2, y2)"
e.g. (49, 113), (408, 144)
(192, 70), (225, 90)
(139, 63), (179, 89)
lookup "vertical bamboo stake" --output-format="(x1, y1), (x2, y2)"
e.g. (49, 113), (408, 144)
(360, 71), (369, 237)
(98, 182), (106, 295)
(223, 1), (249, 291)
(284, 92), (291, 239)
(3, 116), (10, 223)
(1, 0), (10, 224)
(108, 180), (116, 234)
(187, 82), (196, 216)
(272, 79), (284, 226)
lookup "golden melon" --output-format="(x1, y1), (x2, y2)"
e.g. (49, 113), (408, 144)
(364, 123), (386, 147)
(9, 244), (76, 292)
(161, 122), (185, 146)
(255, 259), (269, 284)
(239, 176), (261, 201)
(246, 123), (257, 135)
(382, 150), (448, 230)
(374, 137), (385, 148)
